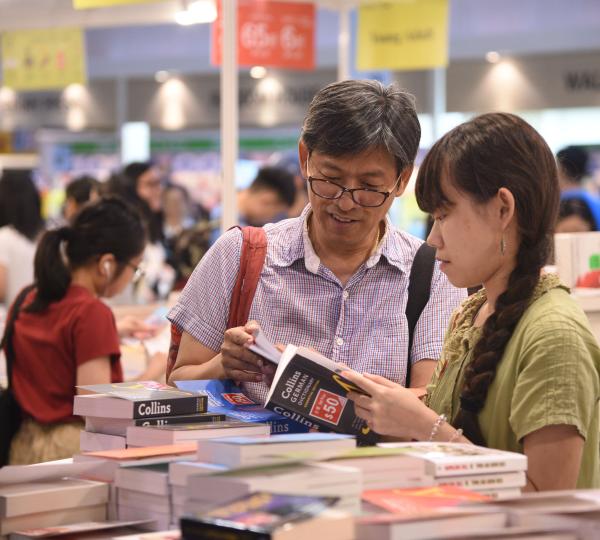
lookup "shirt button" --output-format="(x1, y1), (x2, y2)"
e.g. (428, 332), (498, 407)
(342, 291), (349, 300)
(336, 337), (344, 346)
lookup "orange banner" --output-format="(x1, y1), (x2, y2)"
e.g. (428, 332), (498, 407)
(212, 1), (315, 70)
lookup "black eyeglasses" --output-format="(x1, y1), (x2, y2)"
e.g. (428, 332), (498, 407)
(308, 176), (401, 208)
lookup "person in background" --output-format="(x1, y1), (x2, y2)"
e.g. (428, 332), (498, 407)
(343, 113), (600, 490)
(163, 183), (195, 241)
(106, 164), (174, 301)
(168, 80), (465, 404)
(555, 146), (600, 233)
(7, 197), (165, 465)
(63, 175), (100, 223)
(268, 151), (309, 218)
(209, 165), (297, 245)
(0, 169), (44, 308)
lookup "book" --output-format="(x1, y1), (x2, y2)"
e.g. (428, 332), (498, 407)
(361, 485), (491, 514)
(126, 420), (270, 447)
(195, 432), (355, 468)
(555, 232), (600, 288)
(377, 442), (528, 477)
(252, 335), (374, 442)
(84, 412), (227, 437)
(0, 505), (107, 536)
(80, 430), (127, 452)
(437, 471), (527, 491)
(9, 520), (154, 539)
(74, 382), (207, 419)
(356, 510), (507, 540)
(175, 379), (310, 435)
(169, 460), (229, 487)
(0, 478), (109, 518)
(115, 463), (171, 496)
(180, 492), (353, 540)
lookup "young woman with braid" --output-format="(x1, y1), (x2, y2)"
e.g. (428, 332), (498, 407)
(343, 112), (600, 491)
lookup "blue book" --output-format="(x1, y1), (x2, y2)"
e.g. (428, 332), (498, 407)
(175, 380), (309, 435)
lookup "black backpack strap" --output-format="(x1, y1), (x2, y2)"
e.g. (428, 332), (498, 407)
(2, 285), (35, 389)
(405, 243), (436, 388)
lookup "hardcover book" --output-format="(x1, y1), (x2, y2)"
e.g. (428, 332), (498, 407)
(180, 492), (352, 540)
(175, 379), (309, 435)
(74, 381), (207, 420)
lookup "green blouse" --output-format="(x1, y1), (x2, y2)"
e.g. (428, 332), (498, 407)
(426, 273), (600, 488)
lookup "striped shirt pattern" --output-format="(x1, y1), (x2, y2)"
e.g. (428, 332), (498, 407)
(169, 206), (466, 404)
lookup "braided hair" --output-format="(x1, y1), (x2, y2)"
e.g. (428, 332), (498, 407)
(415, 113), (559, 446)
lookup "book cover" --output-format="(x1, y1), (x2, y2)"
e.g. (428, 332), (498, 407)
(180, 491), (338, 539)
(362, 485), (490, 515)
(377, 442), (528, 477)
(264, 345), (375, 444)
(175, 379), (309, 435)
(555, 232), (600, 288)
(81, 442), (197, 461)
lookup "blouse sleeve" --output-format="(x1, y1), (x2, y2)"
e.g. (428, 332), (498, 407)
(73, 299), (121, 366)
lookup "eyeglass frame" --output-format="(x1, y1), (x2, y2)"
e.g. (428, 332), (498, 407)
(126, 261), (145, 284)
(307, 175), (402, 208)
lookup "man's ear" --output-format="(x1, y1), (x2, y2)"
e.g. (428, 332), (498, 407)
(497, 187), (516, 229)
(298, 141), (309, 180)
(395, 166), (414, 198)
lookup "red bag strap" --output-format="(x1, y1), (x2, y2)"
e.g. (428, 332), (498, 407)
(166, 226), (267, 381)
(226, 226), (268, 329)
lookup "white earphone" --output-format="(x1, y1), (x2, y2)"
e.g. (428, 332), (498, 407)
(103, 261), (112, 278)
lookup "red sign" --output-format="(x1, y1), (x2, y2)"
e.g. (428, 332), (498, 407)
(222, 392), (255, 405)
(212, 1), (315, 70)
(309, 389), (346, 426)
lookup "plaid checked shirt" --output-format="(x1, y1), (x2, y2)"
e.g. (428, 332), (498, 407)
(168, 206), (466, 404)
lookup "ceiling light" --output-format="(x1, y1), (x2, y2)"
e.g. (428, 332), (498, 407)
(155, 70), (170, 83)
(250, 66), (267, 79)
(486, 51), (501, 64)
(175, 0), (217, 26)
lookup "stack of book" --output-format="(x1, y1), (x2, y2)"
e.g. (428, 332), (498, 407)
(74, 381), (225, 451)
(0, 477), (109, 536)
(378, 442), (528, 500)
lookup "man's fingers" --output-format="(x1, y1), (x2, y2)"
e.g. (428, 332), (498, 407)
(222, 356), (262, 376)
(226, 369), (263, 383)
(363, 373), (397, 388)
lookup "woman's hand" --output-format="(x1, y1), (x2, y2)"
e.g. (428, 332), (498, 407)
(221, 320), (270, 384)
(342, 370), (434, 439)
(117, 315), (160, 340)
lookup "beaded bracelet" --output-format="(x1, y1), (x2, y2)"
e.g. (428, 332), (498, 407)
(449, 427), (464, 443)
(428, 413), (447, 441)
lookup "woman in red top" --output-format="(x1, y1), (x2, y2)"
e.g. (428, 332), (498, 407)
(8, 197), (148, 464)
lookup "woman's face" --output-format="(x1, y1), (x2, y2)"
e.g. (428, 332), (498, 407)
(301, 146), (407, 253)
(556, 214), (594, 233)
(426, 176), (512, 289)
(136, 168), (163, 212)
(103, 253), (144, 298)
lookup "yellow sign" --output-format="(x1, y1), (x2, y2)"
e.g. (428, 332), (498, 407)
(357, 0), (449, 71)
(73, 0), (164, 8)
(2, 28), (86, 91)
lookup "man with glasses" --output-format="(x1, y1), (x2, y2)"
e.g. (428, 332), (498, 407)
(168, 79), (465, 404)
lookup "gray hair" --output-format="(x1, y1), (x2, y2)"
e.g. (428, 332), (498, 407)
(301, 79), (421, 174)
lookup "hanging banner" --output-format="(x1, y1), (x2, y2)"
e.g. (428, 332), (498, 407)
(1, 28), (86, 91)
(73, 0), (163, 8)
(357, 0), (449, 71)
(212, 0), (315, 70)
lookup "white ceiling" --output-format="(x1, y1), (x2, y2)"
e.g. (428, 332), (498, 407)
(0, 0), (599, 78)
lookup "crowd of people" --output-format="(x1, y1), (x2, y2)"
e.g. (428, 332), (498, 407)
(1, 79), (599, 492)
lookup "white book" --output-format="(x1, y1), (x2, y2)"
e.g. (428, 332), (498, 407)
(0, 504), (107, 536)
(168, 461), (228, 487)
(115, 463), (170, 495)
(80, 430), (127, 452)
(118, 488), (171, 514)
(437, 470), (526, 490)
(478, 487), (524, 501)
(377, 442), (527, 477)
(196, 432), (356, 468)
(126, 420), (270, 447)
(118, 504), (171, 532)
(187, 462), (361, 508)
(0, 478), (109, 518)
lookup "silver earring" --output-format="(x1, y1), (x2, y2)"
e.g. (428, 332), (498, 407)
(500, 236), (506, 255)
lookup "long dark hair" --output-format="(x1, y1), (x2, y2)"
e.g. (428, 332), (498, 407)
(415, 112), (560, 446)
(0, 169), (44, 241)
(27, 197), (146, 313)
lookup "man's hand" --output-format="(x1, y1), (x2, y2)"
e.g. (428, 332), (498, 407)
(221, 320), (269, 383)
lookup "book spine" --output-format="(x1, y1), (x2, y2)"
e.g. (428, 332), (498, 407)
(433, 459), (526, 477)
(132, 395), (208, 419)
(133, 412), (226, 426)
(180, 518), (270, 539)
(266, 416), (311, 435)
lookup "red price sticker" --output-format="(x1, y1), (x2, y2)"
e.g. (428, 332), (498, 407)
(222, 393), (255, 406)
(309, 389), (346, 426)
